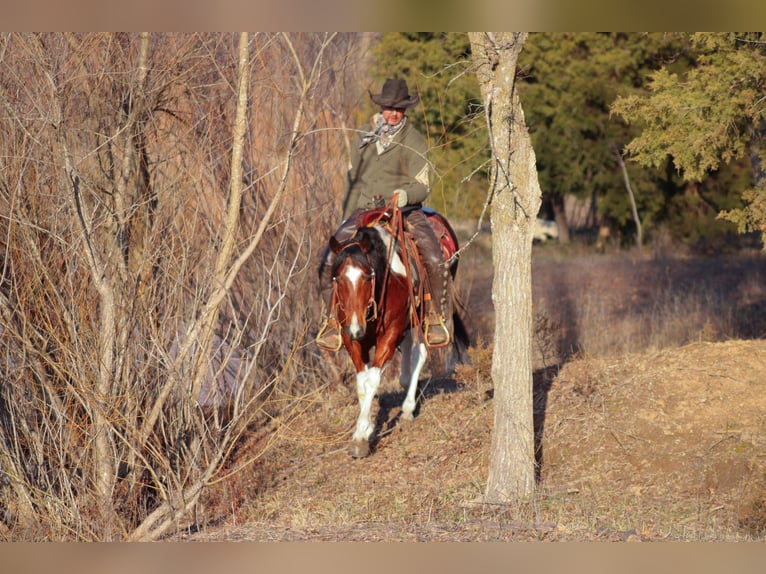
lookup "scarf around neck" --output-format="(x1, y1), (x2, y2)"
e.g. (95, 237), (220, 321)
(359, 115), (406, 150)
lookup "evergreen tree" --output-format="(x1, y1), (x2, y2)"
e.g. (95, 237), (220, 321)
(613, 33), (766, 246)
(519, 33), (698, 244)
(367, 33), (752, 248)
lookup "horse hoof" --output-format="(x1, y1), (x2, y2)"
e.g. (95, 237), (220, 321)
(348, 440), (370, 458)
(400, 411), (415, 423)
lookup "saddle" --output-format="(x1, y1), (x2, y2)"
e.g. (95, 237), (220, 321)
(356, 206), (458, 265)
(354, 206), (458, 334)
(316, 205), (458, 352)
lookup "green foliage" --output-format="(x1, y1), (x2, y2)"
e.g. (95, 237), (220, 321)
(721, 187), (766, 235)
(664, 159), (748, 249)
(613, 33), (766, 244)
(518, 33), (698, 236)
(367, 32), (760, 247)
(369, 33), (488, 219)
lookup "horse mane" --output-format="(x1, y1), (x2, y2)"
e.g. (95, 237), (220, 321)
(331, 225), (392, 284)
(359, 225), (392, 275)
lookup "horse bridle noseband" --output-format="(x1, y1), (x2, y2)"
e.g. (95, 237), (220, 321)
(332, 243), (379, 323)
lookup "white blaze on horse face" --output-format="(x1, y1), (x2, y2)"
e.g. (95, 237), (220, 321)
(376, 227), (407, 277)
(348, 312), (362, 339)
(344, 264), (366, 338)
(344, 264), (364, 287)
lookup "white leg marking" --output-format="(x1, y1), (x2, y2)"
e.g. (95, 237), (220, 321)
(402, 342), (427, 419)
(352, 366), (382, 442)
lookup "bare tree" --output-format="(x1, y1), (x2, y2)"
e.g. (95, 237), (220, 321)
(469, 32), (541, 502)
(0, 32), (366, 541)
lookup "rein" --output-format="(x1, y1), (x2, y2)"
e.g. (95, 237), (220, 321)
(333, 239), (378, 322)
(387, 199), (424, 339)
(333, 199), (424, 337)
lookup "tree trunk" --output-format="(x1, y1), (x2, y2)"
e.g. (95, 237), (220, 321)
(750, 119), (766, 193)
(45, 41), (118, 520)
(551, 194), (571, 244)
(469, 32), (541, 502)
(613, 143), (643, 249)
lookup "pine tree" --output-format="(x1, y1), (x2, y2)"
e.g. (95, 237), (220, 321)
(613, 33), (766, 245)
(519, 32), (697, 244)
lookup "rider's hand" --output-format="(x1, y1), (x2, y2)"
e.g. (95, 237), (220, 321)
(393, 189), (408, 208)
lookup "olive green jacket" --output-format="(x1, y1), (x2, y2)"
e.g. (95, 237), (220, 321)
(341, 116), (430, 220)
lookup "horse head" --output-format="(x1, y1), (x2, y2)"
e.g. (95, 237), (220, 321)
(331, 227), (380, 342)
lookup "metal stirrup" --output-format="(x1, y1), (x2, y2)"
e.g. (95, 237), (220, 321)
(424, 314), (451, 348)
(316, 318), (343, 352)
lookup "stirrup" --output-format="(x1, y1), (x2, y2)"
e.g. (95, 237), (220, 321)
(316, 317), (343, 352)
(424, 314), (450, 348)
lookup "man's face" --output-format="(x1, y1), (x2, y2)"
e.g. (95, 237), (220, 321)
(382, 106), (405, 126)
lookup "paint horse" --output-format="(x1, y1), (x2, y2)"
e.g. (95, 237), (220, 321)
(326, 207), (467, 458)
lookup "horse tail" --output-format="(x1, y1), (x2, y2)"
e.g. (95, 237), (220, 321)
(449, 287), (472, 362)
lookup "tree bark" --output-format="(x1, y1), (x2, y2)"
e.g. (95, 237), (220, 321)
(550, 194), (571, 244)
(469, 32), (541, 502)
(613, 143), (643, 249)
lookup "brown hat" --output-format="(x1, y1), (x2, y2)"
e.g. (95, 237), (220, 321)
(369, 78), (419, 109)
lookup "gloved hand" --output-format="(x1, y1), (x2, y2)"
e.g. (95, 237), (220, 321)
(393, 189), (408, 208)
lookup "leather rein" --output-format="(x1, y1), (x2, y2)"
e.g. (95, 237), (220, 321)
(332, 199), (422, 334)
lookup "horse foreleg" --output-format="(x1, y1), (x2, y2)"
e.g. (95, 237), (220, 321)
(349, 365), (381, 458)
(401, 340), (427, 421)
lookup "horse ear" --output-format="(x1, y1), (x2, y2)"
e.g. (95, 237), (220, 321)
(357, 228), (373, 252)
(329, 236), (343, 254)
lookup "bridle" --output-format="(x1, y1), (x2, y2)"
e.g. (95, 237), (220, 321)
(332, 242), (379, 324)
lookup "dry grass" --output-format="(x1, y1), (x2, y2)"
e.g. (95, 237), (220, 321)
(531, 247), (766, 364)
(538, 341), (766, 541)
(179, 244), (766, 541)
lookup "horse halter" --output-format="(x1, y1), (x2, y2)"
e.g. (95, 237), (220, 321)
(332, 246), (378, 323)
(363, 269), (379, 321)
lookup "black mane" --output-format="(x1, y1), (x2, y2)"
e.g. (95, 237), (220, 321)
(331, 225), (392, 297)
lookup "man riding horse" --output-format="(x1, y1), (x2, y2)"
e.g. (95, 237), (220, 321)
(316, 78), (452, 351)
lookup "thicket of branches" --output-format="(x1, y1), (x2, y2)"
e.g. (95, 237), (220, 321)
(0, 32), (371, 541)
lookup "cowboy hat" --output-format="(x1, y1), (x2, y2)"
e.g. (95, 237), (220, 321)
(369, 78), (419, 109)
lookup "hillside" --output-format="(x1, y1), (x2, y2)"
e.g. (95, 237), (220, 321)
(185, 339), (766, 542)
(184, 248), (766, 542)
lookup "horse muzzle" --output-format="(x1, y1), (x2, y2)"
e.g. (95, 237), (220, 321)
(345, 312), (366, 341)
